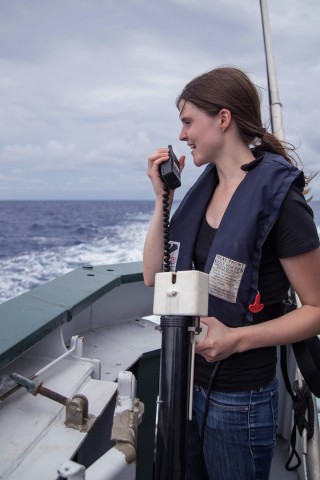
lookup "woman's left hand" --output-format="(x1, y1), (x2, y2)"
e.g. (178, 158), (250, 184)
(195, 316), (239, 362)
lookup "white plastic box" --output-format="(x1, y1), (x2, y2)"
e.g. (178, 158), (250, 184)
(153, 270), (209, 317)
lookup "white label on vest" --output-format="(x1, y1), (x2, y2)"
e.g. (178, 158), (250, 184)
(209, 254), (246, 303)
(168, 241), (180, 272)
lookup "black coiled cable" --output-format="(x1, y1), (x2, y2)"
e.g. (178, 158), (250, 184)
(162, 183), (171, 272)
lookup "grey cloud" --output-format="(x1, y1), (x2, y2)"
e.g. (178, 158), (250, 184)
(0, 0), (319, 199)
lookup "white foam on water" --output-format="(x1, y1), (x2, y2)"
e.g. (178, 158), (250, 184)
(0, 221), (149, 304)
(1, 201), (318, 305)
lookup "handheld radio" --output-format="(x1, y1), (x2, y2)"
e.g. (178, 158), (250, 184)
(160, 145), (181, 272)
(159, 145), (181, 190)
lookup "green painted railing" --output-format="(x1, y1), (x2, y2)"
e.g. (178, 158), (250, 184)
(0, 262), (144, 369)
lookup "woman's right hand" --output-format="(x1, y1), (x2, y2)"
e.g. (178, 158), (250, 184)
(147, 147), (170, 196)
(147, 147), (185, 196)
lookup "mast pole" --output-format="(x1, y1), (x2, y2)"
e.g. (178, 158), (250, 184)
(259, 0), (284, 140)
(260, 4), (320, 479)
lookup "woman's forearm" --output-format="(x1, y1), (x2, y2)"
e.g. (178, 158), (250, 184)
(236, 304), (320, 353)
(197, 304), (320, 362)
(143, 195), (168, 286)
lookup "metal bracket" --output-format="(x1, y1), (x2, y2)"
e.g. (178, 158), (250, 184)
(9, 372), (95, 432)
(65, 394), (89, 430)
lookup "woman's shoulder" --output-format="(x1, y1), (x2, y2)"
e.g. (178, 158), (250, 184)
(282, 184), (313, 212)
(269, 185), (319, 258)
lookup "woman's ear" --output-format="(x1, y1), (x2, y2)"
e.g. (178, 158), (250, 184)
(219, 108), (232, 132)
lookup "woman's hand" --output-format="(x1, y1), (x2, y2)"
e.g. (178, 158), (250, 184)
(195, 316), (239, 362)
(147, 147), (185, 196)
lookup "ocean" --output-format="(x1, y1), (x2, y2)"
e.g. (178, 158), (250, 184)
(0, 199), (319, 304)
(0, 200), (154, 304)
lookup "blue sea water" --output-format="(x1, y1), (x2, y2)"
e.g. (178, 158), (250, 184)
(0, 200), (155, 304)
(0, 199), (319, 304)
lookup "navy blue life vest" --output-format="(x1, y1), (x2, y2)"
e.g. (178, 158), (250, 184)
(169, 152), (305, 327)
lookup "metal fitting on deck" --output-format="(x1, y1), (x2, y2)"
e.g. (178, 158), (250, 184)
(65, 394), (89, 430)
(111, 371), (144, 463)
(9, 372), (94, 432)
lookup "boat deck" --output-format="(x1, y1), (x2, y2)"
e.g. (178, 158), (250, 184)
(0, 262), (318, 479)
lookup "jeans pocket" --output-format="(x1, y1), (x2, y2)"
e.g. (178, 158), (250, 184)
(199, 386), (249, 412)
(209, 398), (249, 413)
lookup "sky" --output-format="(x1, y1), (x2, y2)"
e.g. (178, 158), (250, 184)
(0, 0), (319, 201)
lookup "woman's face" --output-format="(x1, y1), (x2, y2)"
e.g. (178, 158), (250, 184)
(178, 100), (224, 166)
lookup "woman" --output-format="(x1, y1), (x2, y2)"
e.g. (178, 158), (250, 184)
(143, 66), (320, 480)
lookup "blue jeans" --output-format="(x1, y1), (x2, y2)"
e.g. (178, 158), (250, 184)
(187, 377), (279, 480)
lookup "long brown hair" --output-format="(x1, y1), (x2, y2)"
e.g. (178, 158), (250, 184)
(176, 66), (296, 165)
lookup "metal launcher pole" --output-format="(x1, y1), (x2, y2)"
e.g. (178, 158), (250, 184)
(155, 315), (192, 479)
(153, 271), (209, 480)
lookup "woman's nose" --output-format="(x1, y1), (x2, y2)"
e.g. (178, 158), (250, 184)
(179, 127), (187, 141)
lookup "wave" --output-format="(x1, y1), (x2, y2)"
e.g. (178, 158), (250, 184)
(0, 222), (149, 304)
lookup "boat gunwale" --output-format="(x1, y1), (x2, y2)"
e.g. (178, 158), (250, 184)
(0, 261), (144, 369)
